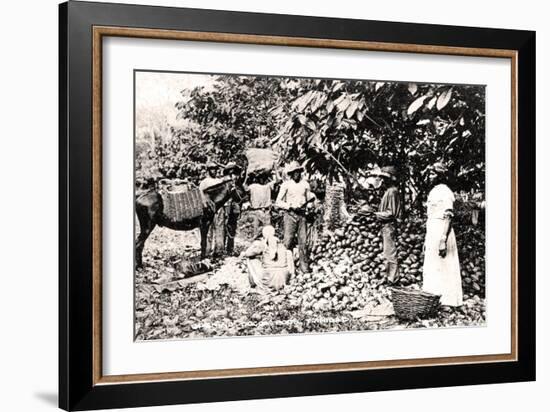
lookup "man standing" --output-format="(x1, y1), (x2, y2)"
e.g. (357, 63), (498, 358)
(244, 172), (276, 239)
(199, 162), (222, 206)
(223, 162), (242, 255)
(199, 161), (224, 256)
(363, 166), (402, 284)
(275, 161), (316, 273)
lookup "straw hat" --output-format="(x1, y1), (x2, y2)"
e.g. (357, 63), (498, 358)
(369, 165), (398, 180)
(431, 162), (448, 174)
(224, 161), (241, 173)
(286, 161), (304, 174)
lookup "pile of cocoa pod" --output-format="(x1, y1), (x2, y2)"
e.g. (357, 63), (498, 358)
(285, 208), (485, 313)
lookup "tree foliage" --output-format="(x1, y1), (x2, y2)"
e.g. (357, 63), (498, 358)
(137, 74), (485, 210)
(275, 79), (485, 206)
(174, 75), (295, 164)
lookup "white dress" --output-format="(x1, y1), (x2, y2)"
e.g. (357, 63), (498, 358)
(422, 184), (463, 306)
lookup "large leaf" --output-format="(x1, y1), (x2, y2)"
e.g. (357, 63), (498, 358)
(301, 91), (317, 111)
(332, 81), (345, 93)
(309, 92), (328, 113)
(268, 104), (284, 116)
(407, 95), (428, 115)
(341, 118), (357, 130)
(309, 131), (322, 146)
(345, 100), (359, 119)
(426, 96), (437, 110)
(436, 88), (453, 110)
(295, 114), (308, 125)
(305, 119), (316, 131)
(335, 96), (352, 113)
(326, 99), (335, 113)
(292, 91), (315, 112)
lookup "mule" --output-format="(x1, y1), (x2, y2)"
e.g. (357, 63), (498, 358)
(135, 179), (244, 268)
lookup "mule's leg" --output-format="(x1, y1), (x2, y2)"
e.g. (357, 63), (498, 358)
(199, 219), (210, 260)
(135, 208), (156, 268)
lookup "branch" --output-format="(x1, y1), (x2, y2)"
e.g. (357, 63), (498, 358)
(314, 143), (362, 186)
(363, 112), (385, 129)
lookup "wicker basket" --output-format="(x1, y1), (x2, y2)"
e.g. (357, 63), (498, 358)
(161, 188), (203, 222)
(390, 287), (441, 320)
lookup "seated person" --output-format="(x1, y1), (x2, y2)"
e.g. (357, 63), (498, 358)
(240, 225), (295, 293)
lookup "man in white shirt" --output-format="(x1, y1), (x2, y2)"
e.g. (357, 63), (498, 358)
(275, 161), (316, 272)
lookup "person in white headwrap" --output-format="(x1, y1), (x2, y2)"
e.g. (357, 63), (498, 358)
(240, 225), (295, 293)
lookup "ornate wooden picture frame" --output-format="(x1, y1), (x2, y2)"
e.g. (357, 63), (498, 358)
(59, 1), (535, 410)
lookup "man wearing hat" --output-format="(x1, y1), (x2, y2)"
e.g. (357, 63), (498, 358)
(198, 161), (224, 255)
(223, 162), (243, 255)
(199, 161), (223, 211)
(275, 161), (316, 272)
(364, 165), (402, 284)
(199, 161), (222, 192)
(223, 162), (241, 181)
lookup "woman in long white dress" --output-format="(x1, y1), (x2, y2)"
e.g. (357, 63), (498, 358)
(422, 163), (463, 307)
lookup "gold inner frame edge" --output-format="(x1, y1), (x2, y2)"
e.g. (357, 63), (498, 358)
(91, 26), (518, 386)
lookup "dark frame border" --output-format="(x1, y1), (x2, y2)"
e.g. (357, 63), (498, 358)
(59, 1), (535, 410)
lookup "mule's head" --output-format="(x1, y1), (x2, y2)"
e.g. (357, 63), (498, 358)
(219, 177), (246, 204)
(230, 179), (247, 204)
(203, 178), (244, 207)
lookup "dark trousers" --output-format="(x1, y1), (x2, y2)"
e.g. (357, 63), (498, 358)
(283, 211), (309, 272)
(225, 202), (240, 254)
(381, 223), (400, 282)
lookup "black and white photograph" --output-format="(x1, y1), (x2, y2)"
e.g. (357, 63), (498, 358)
(134, 70), (487, 341)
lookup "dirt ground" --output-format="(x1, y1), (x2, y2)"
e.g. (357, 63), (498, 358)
(134, 215), (486, 341)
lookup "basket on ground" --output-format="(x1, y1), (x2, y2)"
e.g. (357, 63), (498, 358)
(390, 287), (441, 320)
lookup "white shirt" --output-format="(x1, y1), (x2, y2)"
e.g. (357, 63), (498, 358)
(275, 179), (314, 209)
(248, 182), (273, 209)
